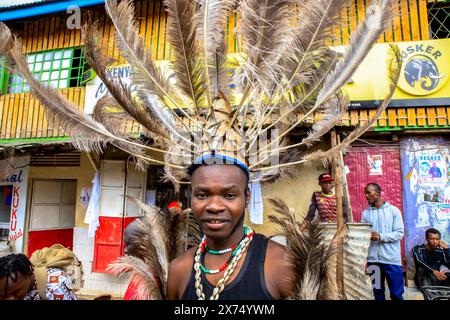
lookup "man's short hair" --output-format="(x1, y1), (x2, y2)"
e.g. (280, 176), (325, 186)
(188, 163), (250, 185)
(365, 183), (381, 193)
(425, 228), (441, 239)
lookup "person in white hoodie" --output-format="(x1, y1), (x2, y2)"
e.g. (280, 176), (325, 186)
(361, 183), (405, 300)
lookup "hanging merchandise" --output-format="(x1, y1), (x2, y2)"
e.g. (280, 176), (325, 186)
(84, 171), (100, 238)
(249, 179), (264, 225)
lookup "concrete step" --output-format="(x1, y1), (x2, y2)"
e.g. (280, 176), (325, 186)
(404, 287), (424, 300)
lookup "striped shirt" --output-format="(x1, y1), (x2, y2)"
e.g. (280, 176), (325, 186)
(307, 192), (338, 222)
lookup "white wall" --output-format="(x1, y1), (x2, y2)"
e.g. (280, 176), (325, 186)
(73, 226), (131, 298)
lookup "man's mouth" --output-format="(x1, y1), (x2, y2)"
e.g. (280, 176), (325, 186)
(201, 218), (230, 230)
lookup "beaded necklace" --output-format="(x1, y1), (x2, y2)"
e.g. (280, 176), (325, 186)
(194, 225), (254, 300)
(199, 226), (253, 274)
(204, 226), (249, 255)
(320, 190), (335, 197)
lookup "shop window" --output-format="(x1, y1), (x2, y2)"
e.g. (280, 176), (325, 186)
(146, 165), (190, 209)
(0, 58), (6, 94)
(428, 0), (450, 39)
(29, 179), (76, 230)
(3, 47), (88, 94)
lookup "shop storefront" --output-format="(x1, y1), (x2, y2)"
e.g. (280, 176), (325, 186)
(0, 155), (30, 254)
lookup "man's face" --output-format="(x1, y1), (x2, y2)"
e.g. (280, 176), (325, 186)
(190, 165), (249, 241)
(364, 185), (380, 206)
(320, 181), (334, 194)
(426, 232), (440, 249)
(0, 271), (34, 300)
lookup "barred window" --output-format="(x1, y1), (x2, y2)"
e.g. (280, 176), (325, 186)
(3, 47), (87, 94)
(428, 0), (450, 39)
(0, 58), (5, 92)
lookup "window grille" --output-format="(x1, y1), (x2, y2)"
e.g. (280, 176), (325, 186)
(428, 0), (450, 39)
(3, 47), (87, 94)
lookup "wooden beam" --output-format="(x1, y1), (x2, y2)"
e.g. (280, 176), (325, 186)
(339, 135), (352, 223)
(331, 130), (346, 299)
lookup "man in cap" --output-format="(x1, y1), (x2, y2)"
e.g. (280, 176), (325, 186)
(303, 173), (347, 226)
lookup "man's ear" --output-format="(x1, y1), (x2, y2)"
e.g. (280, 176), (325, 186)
(245, 187), (251, 207)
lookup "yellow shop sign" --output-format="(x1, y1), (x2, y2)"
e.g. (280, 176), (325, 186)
(343, 39), (450, 108)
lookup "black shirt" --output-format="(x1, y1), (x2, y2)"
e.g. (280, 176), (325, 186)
(412, 243), (450, 273)
(181, 234), (274, 300)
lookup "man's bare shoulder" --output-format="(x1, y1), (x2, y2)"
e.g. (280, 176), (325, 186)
(266, 239), (289, 263)
(169, 246), (197, 272)
(167, 246), (198, 299)
(265, 238), (294, 299)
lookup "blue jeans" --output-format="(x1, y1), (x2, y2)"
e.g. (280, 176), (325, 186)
(368, 262), (404, 300)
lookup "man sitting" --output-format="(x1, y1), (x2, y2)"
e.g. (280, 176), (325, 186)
(413, 228), (450, 288)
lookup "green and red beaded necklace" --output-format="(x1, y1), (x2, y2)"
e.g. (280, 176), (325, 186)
(199, 226), (254, 274)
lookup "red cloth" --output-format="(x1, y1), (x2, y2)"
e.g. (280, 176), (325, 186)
(123, 278), (141, 300)
(123, 276), (162, 300)
(167, 201), (181, 210)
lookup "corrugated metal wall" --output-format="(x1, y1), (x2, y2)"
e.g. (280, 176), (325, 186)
(322, 223), (374, 300)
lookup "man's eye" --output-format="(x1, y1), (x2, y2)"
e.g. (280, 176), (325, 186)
(225, 193), (236, 199)
(196, 193), (207, 199)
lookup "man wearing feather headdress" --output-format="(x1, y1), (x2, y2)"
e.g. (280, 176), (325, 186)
(166, 155), (294, 300)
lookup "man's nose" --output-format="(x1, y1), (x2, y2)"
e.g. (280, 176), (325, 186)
(205, 196), (225, 213)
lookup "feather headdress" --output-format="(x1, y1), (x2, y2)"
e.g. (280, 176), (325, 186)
(0, 0), (403, 301)
(0, 0), (400, 187)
